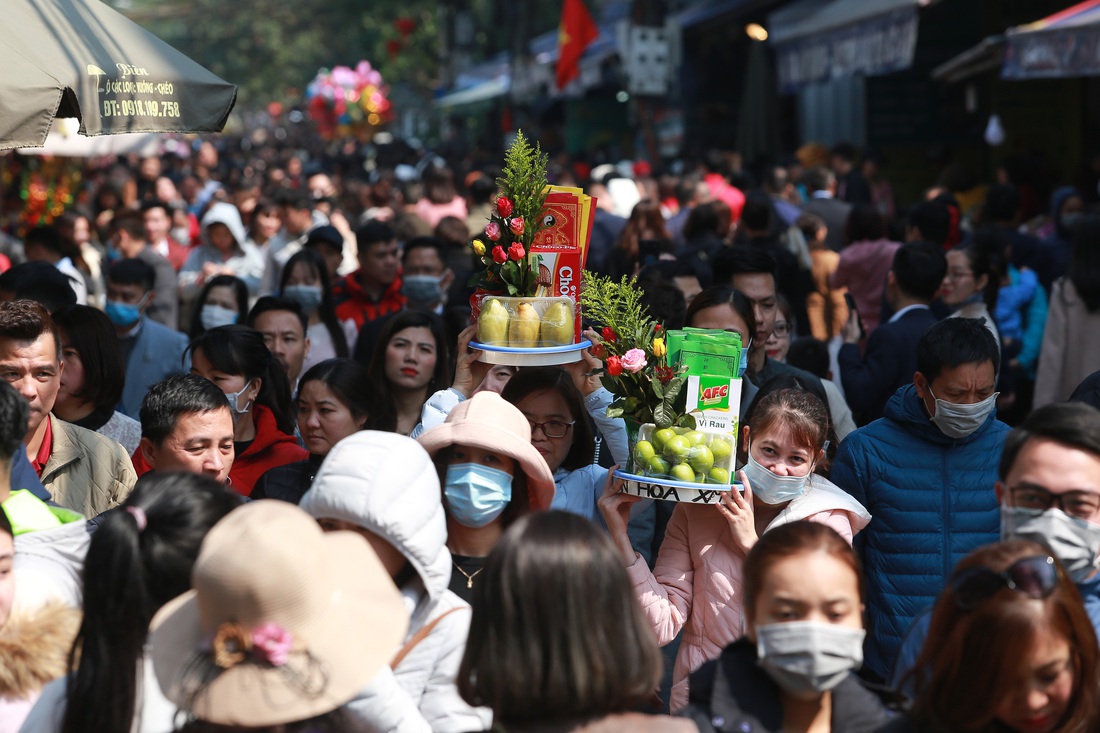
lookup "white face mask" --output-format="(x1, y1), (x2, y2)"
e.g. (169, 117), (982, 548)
(928, 388), (998, 439)
(224, 379), (254, 422)
(741, 441), (812, 505)
(200, 304), (239, 330)
(1002, 506), (1100, 583)
(756, 621), (866, 696)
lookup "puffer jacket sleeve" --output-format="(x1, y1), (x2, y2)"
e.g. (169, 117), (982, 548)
(1018, 275), (1047, 376)
(344, 606), (490, 733)
(586, 388), (628, 466)
(414, 608), (491, 733)
(805, 509), (855, 544)
(411, 389), (464, 440)
(829, 435), (869, 554)
(626, 504), (694, 645)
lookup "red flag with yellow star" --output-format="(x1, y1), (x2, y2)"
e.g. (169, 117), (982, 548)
(556, 0), (599, 90)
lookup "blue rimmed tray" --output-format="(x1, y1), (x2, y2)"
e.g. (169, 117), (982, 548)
(469, 339), (592, 366)
(614, 469), (740, 504)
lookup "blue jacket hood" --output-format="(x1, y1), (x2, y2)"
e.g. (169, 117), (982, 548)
(883, 384), (999, 446)
(1050, 185), (1081, 238)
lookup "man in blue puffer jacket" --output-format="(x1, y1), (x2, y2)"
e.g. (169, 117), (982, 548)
(831, 317), (1009, 681)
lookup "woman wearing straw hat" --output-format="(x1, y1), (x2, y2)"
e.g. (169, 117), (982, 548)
(418, 392), (555, 603)
(147, 500), (408, 732)
(299, 430), (491, 732)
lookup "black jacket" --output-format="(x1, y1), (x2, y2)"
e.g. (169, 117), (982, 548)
(251, 455), (323, 504)
(679, 638), (896, 733)
(838, 306), (940, 425)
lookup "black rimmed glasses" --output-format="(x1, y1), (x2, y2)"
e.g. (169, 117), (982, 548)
(1008, 485), (1100, 521)
(950, 555), (1058, 611)
(528, 420), (575, 439)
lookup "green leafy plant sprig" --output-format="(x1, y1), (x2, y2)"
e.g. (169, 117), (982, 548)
(580, 273), (695, 430)
(468, 130), (550, 296)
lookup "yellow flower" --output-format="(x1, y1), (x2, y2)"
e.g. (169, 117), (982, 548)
(471, 239), (486, 255)
(652, 337), (666, 358)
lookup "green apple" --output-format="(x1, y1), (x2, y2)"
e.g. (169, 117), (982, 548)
(647, 455), (671, 476)
(688, 445), (714, 474)
(653, 428), (676, 451)
(684, 430), (707, 447)
(670, 463), (696, 482)
(709, 435), (734, 461)
(708, 467), (731, 484)
(634, 440), (656, 465)
(664, 435), (692, 463)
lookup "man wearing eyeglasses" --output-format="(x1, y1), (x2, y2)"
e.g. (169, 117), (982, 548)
(890, 400), (1100, 690)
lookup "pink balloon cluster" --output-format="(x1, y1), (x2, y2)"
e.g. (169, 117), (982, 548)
(305, 60), (393, 140)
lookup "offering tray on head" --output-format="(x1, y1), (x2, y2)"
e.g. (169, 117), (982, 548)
(468, 338), (592, 366)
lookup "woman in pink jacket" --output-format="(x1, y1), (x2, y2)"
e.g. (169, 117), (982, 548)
(599, 386), (871, 712)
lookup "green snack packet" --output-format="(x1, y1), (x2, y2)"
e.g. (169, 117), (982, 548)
(666, 328), (742, 378)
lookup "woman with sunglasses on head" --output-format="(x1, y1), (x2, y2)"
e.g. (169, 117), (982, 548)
(883, 540), (1099, 733)
(680, 521), (891, 733)
(600, 385), (870, 712)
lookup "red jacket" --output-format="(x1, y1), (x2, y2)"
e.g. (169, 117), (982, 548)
(333, 270), (406, 330)
(131, 404), (306, 497)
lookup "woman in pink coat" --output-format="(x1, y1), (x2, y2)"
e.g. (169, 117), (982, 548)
(599, 387), (870, 712)
(829, 203), (900, 334)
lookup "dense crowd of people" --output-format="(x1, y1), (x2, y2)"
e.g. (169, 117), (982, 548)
(0, 136), (1098, 732)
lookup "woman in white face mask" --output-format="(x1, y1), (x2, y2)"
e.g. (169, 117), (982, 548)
(885, 540), (1099, 733)
(680, 521), (890, 732)
(280, 249), (358, 375)
(599, 383), (871, 712)
(187, 275), (249, 340)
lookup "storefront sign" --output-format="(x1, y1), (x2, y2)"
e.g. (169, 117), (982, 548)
(1004, 26), (1100, 79)
(774, 7), (918, 93)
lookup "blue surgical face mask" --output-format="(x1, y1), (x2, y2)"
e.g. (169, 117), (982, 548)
(104, 295), (148, 328)
(742, 441), (811, 505)
(200, 304), (239, 330)
(444, 463), (513, 528)
(738, 338), (752, 379)
(283, 284), (324, 314)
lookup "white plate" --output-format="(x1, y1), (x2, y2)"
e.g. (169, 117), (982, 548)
(469, 339), (592, 366)
(614, 469), (739, 504)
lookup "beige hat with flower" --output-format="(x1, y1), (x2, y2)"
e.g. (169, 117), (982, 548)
(148, 500), (407, 727)
(417, 391), (555, 511)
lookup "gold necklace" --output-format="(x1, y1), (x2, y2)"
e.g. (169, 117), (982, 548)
(452, 560), (484, 589)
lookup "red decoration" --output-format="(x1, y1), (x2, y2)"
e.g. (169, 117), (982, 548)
(492, 246), (508, 264)
(556, 0), (599, 90)
(606, 355), (623, 377)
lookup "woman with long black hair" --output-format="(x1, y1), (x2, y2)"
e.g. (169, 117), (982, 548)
(20, 473), (241, 733)
(279, 248), (357, 374)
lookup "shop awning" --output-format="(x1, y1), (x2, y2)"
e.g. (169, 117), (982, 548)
(436, 76), (509, 110)
(671, 0), (755, 29)
(934, 0), (1100, 83)
(768, 0), (933, 92)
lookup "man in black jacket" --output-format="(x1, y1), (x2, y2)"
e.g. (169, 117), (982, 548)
(838, 241), (945, 425)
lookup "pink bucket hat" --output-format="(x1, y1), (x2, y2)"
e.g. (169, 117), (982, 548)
(417, 392), (555, 511)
